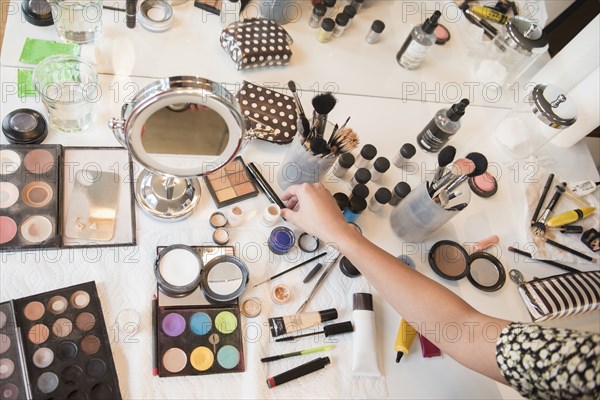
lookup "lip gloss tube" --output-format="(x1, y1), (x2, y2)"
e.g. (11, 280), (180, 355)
(266, 357), (331, 388)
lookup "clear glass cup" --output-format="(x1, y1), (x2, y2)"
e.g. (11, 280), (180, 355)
(49, 0), (103, 44)
(33, 55), (99, 132)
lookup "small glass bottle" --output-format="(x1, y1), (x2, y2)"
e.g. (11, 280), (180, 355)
(417, 99), (469, 153)
(396, 10), (441, 70)
(268, 227), (296, 255)
(334, 192), (350, 211)
(333, 13), (349, 37)
(389, 182), (411, 206)
(350, 0), (364, 12)
(366, 20), (385, 44)
(332, 152), (355, 178)
(349, 168), (371, 190)
(343, 5), (357, 21)
(350, 183), (369, 201)
(368, 187), (392, 212)
(392, 143), (416, 169)
(317, 18), (335, 43)
(355, 144), (377, 168)
(370, 157), (390, 182)
(343, 196), (367, 223)
(324, 0), (336, 8)
(309, 4), (327, 29)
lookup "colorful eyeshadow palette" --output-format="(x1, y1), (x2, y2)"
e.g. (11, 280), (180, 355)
(0, 281), (121, 399)
(203, 156), (259, 208)
(156, 245), (245, 377)
(0, 144), (136, 251)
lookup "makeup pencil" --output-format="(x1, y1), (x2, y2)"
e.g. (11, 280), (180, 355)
(261, 345), (335, 363)
(507, 246), (581, 274)
(151, 293), (158, 376)
(542, 238), (595, 262)
(126, 0), (137, 28)
(266, 357), (331, 388)
(246, 162), (286, 210)
(531, 174), (554, 225)
(253, 252), (327, 287)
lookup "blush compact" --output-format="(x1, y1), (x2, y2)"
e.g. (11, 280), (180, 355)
(2, 109), (48, 144)
(468, 172), (498, 198)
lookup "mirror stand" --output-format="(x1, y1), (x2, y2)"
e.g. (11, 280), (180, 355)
(135, 169), (201, 221)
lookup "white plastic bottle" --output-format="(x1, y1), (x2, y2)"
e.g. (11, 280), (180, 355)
(352, 293), (381, 377)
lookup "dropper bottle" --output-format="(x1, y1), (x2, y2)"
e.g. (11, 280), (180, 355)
(416, 99), (470, 153)
(396, 10), (441, 70)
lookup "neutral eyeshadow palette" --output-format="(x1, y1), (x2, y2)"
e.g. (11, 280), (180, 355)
(203, 156), (258, 208)
(0, 281), (121, 399)
(156, 246), (245, 377)
(0, 144), (136, 251)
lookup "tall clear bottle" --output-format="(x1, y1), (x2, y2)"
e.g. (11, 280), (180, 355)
(396, 10), (441, 70)
(416, 99), (470, 153)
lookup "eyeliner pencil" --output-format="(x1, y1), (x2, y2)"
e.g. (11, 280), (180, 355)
(261, 345), (335, 363)
(266, 357), (331, 388)
(507, 246), (581, 274)
(151, 293), (158, 376)
(126, 0), (137, 28)
(542, 238), (595, 262)
(253, 252), (327, 287)
(531, 173), (554, 225)
(246, 163), (286, 209)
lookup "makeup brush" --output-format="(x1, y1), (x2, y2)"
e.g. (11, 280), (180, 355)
(542, 238), (595, 262)
(531, 182), (566, 237)
(310, 137), (329, 156)
(253, 252), (327, 287)
(507, 246), (581, 274)
(429, 158), (475, 196)
(531, 173), (554, 225)
(444, 152), (488, 193)
(312, 92), (337, 138)
(556, 183), (590, 208)
(329, 127), (359, 155)
(287, 81), (310, 140)
(433, 146), (456, 183)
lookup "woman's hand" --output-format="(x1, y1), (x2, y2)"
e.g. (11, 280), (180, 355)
(280, 183), (353, 244)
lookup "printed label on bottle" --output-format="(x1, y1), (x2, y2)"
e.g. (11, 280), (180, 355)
(397, 38), (429, 68)
(417, 120), (451, 152)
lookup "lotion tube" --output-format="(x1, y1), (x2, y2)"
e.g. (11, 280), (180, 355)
(352, 292), (381, 377)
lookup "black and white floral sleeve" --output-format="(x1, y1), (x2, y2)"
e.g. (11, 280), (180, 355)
(496, 322), (600, 399)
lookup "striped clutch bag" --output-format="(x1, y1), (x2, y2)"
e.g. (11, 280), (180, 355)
(517, 271), (600, 321)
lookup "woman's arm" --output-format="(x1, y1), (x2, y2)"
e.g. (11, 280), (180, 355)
(280, 183), (509, 383)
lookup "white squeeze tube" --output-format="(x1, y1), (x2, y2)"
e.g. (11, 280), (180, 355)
(352, 292), (381, 377)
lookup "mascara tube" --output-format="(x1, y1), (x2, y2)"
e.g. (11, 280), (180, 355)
(266, 357), (331, 388)
(246, 162), (286, 209)
(126, 0), (137, 28)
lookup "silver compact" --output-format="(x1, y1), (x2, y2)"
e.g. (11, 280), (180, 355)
(200, 255), (249, 304)
(137, 0), (173, 32)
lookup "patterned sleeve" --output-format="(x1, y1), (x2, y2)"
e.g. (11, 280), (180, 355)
(496, 322), (600, 399)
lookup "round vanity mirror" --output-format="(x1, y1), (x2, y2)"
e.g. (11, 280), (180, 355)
(201, 256), (249, 304)
(108, 77), (246, 220)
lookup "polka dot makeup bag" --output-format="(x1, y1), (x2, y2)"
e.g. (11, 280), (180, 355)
(220, 18), (293, 70)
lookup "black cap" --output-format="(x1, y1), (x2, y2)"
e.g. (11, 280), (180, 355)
(393, 182), (411, 198)
(338, 152), (355, 168)
(343, 5), (357, 18)
(340, 256), (361, 278)
(334, 192), (350, 211)
(335, 12), (349, 26)
(2, 109), (48, 144)
(374, 187), (392, 204)
(373, 157), (390, 173)
(360, 144), (377, 160)
(324, 0), (336, 7)
(353, 292), (373, 311)
(321, 17), (335, 32)
(447, 99), (470, 121)
(422, 10), (441, 34)
(400, 143), (416, 159)
(348, 196), (367, 213)
(22, 0), (53, 26)
(313, 4), (326, 17)
(318, 308), (338, 322)
(371, 20), (385, 33)
(351, 184), (369, 200)
(354, 168), (371, 184)
(323, 321), (354, 336)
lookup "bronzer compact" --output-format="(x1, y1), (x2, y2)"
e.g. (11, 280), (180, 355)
(0, 281), (121, 399)
(153, 245), (249, 377)
(0, 145), (136, 251)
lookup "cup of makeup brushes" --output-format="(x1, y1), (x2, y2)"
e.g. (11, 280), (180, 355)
(389, 182), (470, 242)
(276, 123), (339, 190)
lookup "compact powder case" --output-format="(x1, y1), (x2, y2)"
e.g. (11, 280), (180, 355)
(298, 233), (320, 253)
(468, 172), (498, 198)
(155, 245), (204, 297)
(21, 0), (53, 26)
(428, 240), (506, 292)
(200, 255), (249, 304)
(137, 0), (174, 32)
(2, 109), (48, 144)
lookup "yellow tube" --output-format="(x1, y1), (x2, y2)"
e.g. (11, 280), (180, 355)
(394, 319), (417, 362)
(472, 5), (509, 25)
(546, 207), (596, 227)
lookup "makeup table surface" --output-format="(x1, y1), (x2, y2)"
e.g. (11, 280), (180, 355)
(1, 66), (599, 399)
(1, 0), (550, 107)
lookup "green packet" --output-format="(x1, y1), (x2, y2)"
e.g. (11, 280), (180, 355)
(18, 69), (37, 98)
(20, 38), (81, 65)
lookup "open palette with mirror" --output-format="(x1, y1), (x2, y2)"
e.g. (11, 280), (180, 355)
(155, 245), (248, 377)
(0, 281), (121, 399)
(0, 144), (136, 251)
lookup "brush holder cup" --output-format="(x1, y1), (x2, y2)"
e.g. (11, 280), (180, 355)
(276, 124), (338, 190)
(389, 182), (470, 243)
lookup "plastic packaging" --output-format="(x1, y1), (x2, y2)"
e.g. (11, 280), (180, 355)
(352, 293), (381, 377)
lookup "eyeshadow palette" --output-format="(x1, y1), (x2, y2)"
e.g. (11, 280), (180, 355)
(0, 281), (122, 399)
(155, 245), (245, 377)
(0, 144), (136, 251)
(203, 156), (258, 208)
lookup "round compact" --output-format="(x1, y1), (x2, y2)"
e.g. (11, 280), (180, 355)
(241, 298), (261, 318)
(2, 109), (48, 144)
(428, 240), (506, 292)
(154, 245), (203, 297)
(298, 233), (319, 253)
(339, 256), (361, 278)
(212, 228), (230, 245)
(434, 23), (450, 45)
(268, 227), (296, 255)
(271, 284), (291, 304)
(22, 0), (53, 26)
(468, 172), (498, 198)
(137, 0), (174, 32)
(209, 212), (227, 228)
(201, 255), (249, 304)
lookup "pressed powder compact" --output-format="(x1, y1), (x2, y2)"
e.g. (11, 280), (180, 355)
(137, 0), (173, 32)
(298, 233), (320, 253)
(155, 245), (204, 297)
(204, 157), (259, 208)
(2, 109), (48, 144)
(468, 172), (498, 198)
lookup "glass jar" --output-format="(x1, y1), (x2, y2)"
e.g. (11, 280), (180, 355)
(309, 4), (327, 29)
(317, 17), (335, 43)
